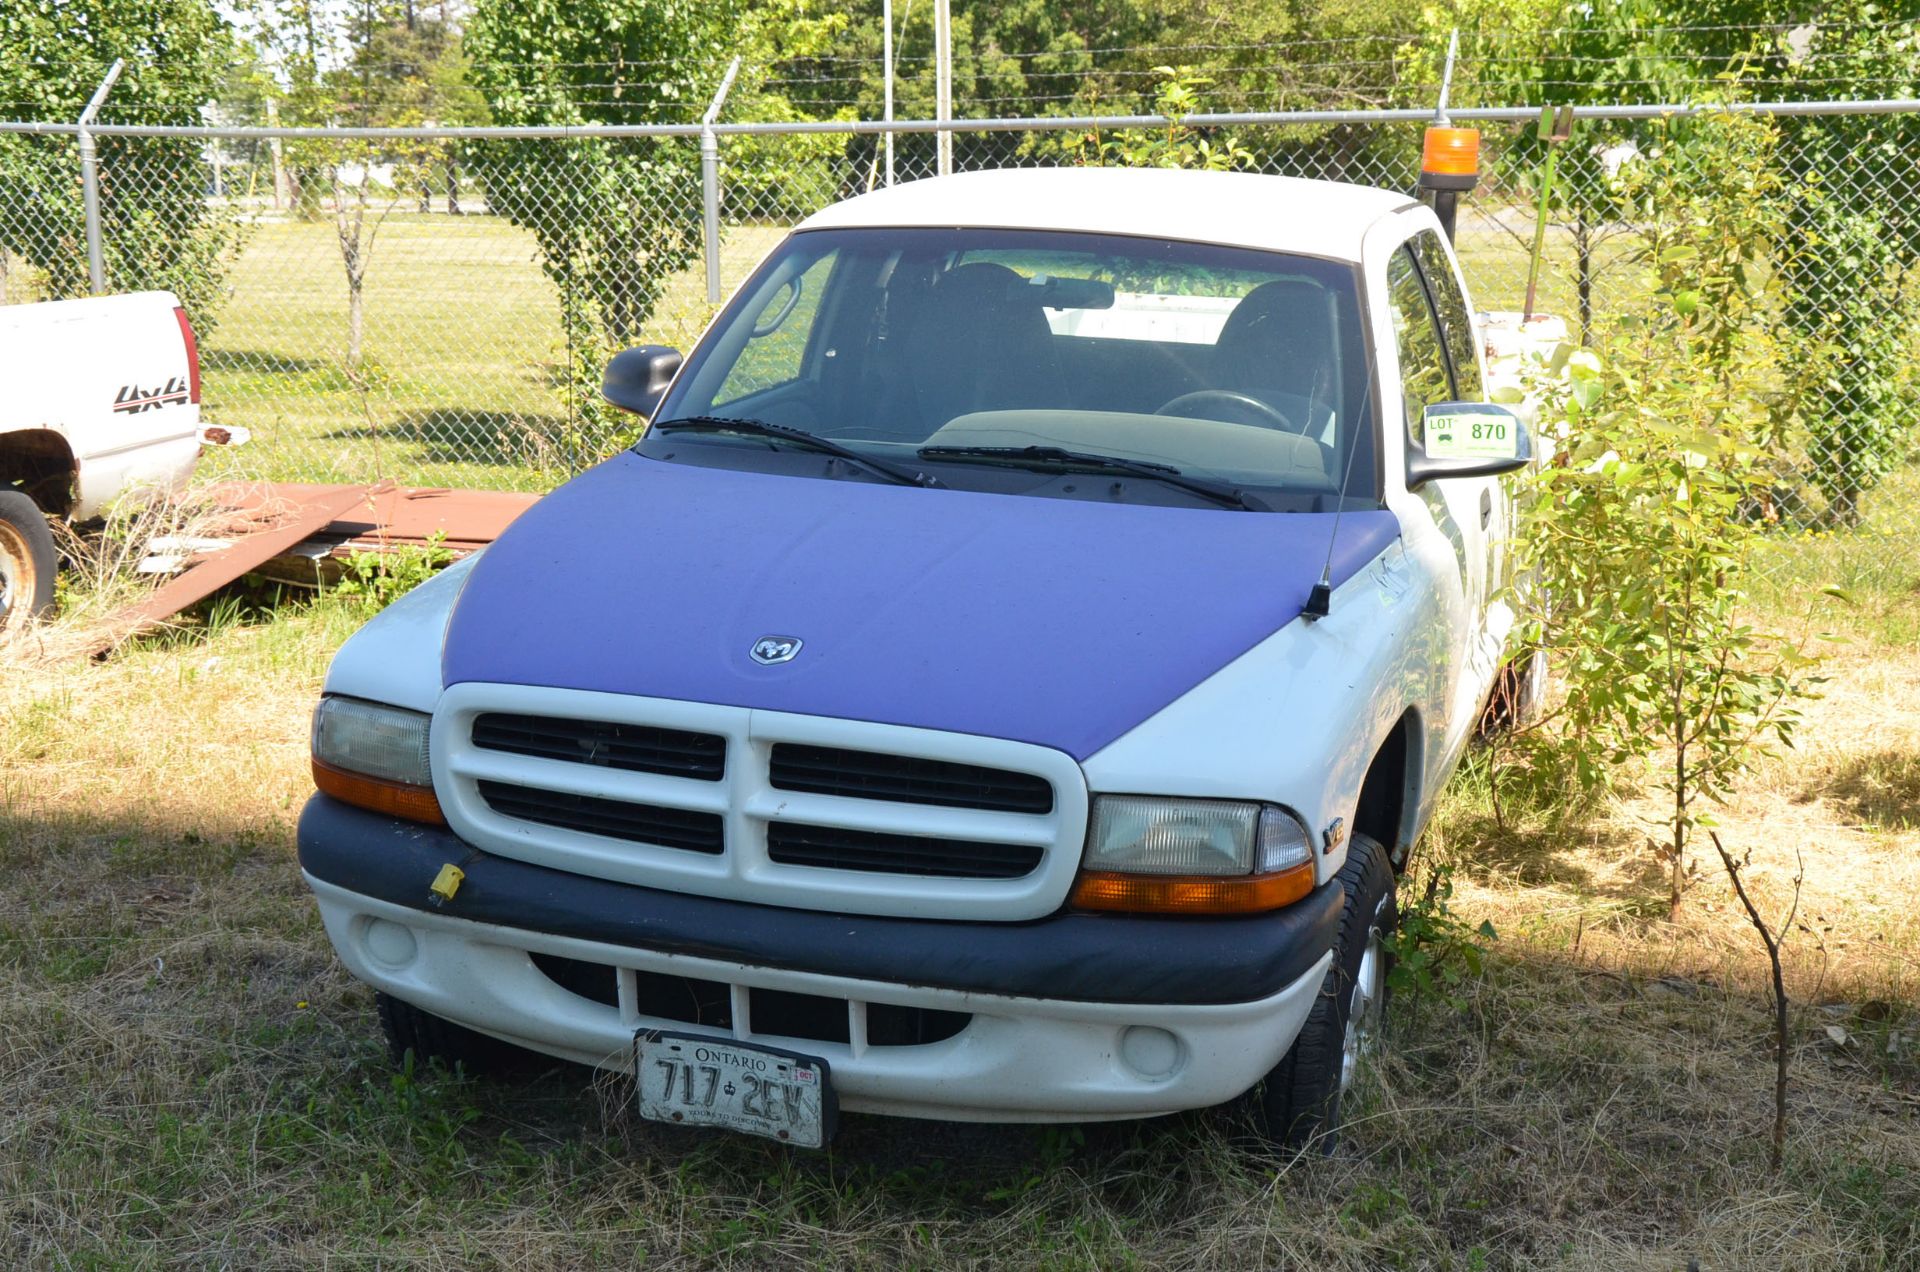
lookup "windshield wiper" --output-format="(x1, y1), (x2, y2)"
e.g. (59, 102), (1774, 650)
(915, 445), (1265, 511)
(650, 416), (942, 489)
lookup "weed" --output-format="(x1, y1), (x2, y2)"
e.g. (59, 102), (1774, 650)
(331, 531), (454, 611)
(1383, 861), (1496, 1016)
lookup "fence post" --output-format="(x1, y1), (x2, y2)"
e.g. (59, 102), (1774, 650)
(934, 0), (954, 175)
(701, 57), (743, 306)
(77, 58), (126, 296)
(882, 0), (896, 186)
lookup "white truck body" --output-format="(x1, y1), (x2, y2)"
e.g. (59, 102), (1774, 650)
(0, 290), (204, 520)
(298, 168), (1531, 1146)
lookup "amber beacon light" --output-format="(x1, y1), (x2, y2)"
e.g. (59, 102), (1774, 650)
(1418, 123), (1480, 243)
(1419, 126), (1481, 190)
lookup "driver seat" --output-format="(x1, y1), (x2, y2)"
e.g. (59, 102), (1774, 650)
(898, 262), (1068, 436)
(1210, 280), (1339, 433)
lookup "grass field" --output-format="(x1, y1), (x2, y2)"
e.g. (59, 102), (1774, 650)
(4, 484), (1919, 1266)
(193, 213), (789, 492)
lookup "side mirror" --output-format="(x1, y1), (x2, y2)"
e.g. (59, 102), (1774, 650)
(602, 345), (683, 417)
(1407, 402), (1532, 488)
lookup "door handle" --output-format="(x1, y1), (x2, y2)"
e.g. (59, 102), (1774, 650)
(1479, 488), (1493, 529)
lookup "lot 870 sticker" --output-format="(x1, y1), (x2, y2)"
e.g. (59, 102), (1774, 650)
(1425, 408), (1520, 459)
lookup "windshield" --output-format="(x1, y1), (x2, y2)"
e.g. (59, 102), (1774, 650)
(645, 226), (1378, 512)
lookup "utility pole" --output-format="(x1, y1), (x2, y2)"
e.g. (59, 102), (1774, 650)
(882, 0), (895, 186)
(933, 0), (953, 176)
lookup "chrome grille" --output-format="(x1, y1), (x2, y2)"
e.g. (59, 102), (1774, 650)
(439, 686), (1086, 922)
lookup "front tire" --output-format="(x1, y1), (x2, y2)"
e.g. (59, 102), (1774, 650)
(0, 490), (56, 634)
(1253, 832), (1396, 1152)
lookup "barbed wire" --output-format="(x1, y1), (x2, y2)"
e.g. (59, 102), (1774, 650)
(11, 23), (1908, 132)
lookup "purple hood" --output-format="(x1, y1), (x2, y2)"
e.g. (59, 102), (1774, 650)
(442, 454), (1398, 760)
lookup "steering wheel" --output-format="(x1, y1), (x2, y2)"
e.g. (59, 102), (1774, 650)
(1154, 389), (1296, 433)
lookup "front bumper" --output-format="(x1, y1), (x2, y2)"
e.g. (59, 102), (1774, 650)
(300, 796), (1341, 1122)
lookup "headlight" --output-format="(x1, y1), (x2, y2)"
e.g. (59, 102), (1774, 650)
(1072, 795), (1315, 914)
(310, 696), (443, 824)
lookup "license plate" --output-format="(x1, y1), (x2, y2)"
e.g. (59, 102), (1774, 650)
(634, 1031), (836, 1148)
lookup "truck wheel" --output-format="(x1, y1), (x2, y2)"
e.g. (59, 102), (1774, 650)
(0, 490), (57, 634)
(375, 991), (542, 1077)
(1252, 833), (1396, 1152)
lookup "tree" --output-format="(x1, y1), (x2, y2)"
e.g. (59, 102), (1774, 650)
(0, 0), (243, 328)
(1513, 113), (1821, 921)
(461, 0), (747, 462)
(1415, 0), (1720, 342)
(1076, 67), (1254, 170)
(336, 2), (490, 212)
(314, 2), (491, 368)
(228, 0), (337, 216)
(769, 0), (1429, 179)
(464, 0), (742, 346)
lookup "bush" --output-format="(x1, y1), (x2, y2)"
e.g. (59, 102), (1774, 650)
(1510, 113), (1823, 920)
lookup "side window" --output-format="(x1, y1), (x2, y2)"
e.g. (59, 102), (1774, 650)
(715, 250), (838, 404)
(1412, 232), (1483, 401)
(1387, 246), (1454, 443)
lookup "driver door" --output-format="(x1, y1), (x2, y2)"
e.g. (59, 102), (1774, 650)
(1384, 238), (1496, 736)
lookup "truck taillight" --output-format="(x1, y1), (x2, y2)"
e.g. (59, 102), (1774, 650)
(173, 305), (202, 405)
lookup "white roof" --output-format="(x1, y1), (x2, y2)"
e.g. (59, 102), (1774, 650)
(795, 167), (1416, 263)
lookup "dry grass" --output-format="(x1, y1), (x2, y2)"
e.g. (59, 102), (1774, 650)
(0, 485), (300, 667)
(3, 522), (1919, 1268)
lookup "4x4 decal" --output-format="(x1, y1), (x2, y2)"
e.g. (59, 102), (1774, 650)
(113, 377), (190, 414)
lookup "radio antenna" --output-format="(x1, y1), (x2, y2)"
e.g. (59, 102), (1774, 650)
(1302, 326), (1383, 621)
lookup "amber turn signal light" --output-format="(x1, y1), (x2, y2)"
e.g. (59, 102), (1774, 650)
(1419, 126), (1481, 191)
(1069, 861), (1315, 915)
(313, 757), (446, 825)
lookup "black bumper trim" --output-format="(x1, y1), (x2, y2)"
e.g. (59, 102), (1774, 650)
(297, 795), (1343, 1006)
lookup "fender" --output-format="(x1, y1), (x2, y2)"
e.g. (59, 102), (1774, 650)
(1081, 531), (1450, 885)
(322, 554), (480, 711)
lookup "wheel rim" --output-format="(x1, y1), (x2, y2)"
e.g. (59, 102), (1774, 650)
(0, 519), (33, 632)
(1340, 921), (1387, 1094)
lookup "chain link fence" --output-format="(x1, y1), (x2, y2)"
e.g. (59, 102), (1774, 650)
(1, 103), (1917, 542)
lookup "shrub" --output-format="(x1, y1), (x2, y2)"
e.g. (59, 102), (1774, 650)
(1511, 113), (1823, 920)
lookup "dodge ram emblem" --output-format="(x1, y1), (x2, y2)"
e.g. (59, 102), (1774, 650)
(750, 635), (803, 665)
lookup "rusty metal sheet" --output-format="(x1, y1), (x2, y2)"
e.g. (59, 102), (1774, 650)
(91, 481), (394, 658)
(330, 485), (539, 552)
(208, 482), (539, 555)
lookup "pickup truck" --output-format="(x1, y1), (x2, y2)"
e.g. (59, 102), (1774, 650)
(297, 166), (1532, 1151)
(0, 290), (209, 632)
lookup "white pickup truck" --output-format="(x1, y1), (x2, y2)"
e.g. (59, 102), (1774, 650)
(297, 167), (1532, 1151)
(0, 290), (208, 631)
